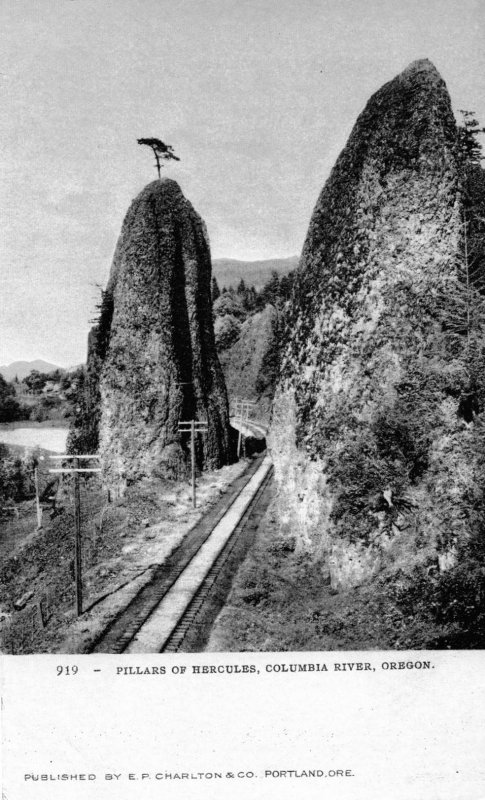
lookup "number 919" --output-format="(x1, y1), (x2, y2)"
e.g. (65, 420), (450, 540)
(56, 665), (78, 676)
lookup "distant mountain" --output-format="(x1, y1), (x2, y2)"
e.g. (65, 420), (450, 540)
(0, 360), (63, 382)
(0, 258), (299, 384)
(212, 256), (299, 290)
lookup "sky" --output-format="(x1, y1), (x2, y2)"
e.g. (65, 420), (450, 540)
(1, 0), (484, 367)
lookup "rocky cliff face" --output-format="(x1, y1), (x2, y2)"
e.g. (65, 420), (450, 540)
(218, 304), (280, 423)
(73, 179), (232, 487)
(270, 60), (485, 589)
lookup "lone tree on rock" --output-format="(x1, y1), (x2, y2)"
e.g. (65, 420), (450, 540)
(137, 137), (180, 179)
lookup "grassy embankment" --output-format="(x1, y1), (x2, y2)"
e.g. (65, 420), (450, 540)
(0, 459), (249, 654)
(208, 497), (485, 652)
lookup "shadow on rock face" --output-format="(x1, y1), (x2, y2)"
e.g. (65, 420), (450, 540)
(72, 179), (233, 490)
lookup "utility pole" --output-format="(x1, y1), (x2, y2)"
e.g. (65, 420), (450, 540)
(47, 454), (101, 616)
(33, 464), (42, 530)
(178, 419), (208, 508)
(236, 403), (243, 459)
(73, 457), (82, 615)
(190, 420), (196, 507)
(234, 399), (256, 458)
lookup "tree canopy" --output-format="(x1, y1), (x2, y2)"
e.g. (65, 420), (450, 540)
(0, 375), (24, 422)
(137, 137), (180, 179)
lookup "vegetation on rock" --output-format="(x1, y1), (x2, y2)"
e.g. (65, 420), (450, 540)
(70, 179), (232, 487)
(266, 59), (485, 644)
(212, 269), (296, 419)
(137, 137), (180, 180)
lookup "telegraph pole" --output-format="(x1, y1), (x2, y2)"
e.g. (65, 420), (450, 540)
(190, 419), (196, 507)
(33, 464), (42, 530)
(236, 402), (243, 459)
(234, 400), (256, 458)
(73, 457), (82, 615)
(48, 454), (101, 616)
(178, 419), (208, 508)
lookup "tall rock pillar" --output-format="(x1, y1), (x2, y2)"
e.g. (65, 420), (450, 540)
(270, 60), (479, 588)
(75, 179), (232, 488)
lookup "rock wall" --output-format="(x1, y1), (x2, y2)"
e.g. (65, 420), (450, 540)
(74, 179), (232, 487)
(218, 304), (280, 423)
(270, 60), (485, 589)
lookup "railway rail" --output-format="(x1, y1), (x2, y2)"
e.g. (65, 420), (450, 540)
(89, 454), (273, 654)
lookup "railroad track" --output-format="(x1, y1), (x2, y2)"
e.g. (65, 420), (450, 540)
(159, 460), (273, 652)
(89, 454), (273, 654)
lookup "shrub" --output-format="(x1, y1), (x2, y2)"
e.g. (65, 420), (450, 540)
(29, 395), (62, 422)
(214, 315), (241, 349)
(0, 445), (38, 505)
(213, 293), (246, 320)
(0, 375), (27, 422)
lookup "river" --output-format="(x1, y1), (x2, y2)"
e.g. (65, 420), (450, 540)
(0, 424), (69, 453)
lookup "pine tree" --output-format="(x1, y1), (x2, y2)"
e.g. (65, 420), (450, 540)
(458, 111), (485, 289)
(137, 137), (180, 179)
(438, 218), (485, 419)
(457, 111), (485, 166)
(279, 271), (295, 301)
(261, 270), (280, 306)
(243, 285), (257, 312)
(211, 276), (221, 303)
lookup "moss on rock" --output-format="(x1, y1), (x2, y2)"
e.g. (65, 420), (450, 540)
(72, 179), (232, 488)
(270, 60), (485, 590)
